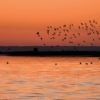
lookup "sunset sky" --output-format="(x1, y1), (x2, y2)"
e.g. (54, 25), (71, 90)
(0, 0), (100, 46)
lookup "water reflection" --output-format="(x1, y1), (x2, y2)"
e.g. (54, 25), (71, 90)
(0, 56), (99, 100)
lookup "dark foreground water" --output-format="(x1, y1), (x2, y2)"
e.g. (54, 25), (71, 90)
(0, 56), (100, 100)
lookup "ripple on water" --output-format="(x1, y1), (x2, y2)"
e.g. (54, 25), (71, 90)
(17, 93), (45, 100)
(1, 99), (11, 100)
(6, 80), (27, 85)
(53, 99), (65, 100)
(76, 81), (100, 86)
(34, 85), (44, 89)
(81, 98), (100, 100)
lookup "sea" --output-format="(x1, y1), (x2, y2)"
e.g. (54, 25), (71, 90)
(0, 56), (100, 100)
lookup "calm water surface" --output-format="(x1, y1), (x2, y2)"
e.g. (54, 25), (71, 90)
(0, 56), (100, 100)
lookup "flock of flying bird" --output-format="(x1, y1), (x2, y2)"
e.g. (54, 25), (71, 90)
(36, 19), (100, 46)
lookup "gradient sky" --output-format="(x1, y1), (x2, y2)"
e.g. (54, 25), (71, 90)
(0, 0), (100, 46)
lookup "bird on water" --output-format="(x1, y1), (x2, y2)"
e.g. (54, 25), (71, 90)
(6, 61), (9, 64)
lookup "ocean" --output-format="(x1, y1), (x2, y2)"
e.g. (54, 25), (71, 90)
(0, 56), (100, 100)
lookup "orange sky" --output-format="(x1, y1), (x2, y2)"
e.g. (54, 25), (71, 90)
(0, 0), (100, 46)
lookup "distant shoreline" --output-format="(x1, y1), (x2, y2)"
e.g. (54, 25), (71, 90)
(0, 46), (100, 57)
(0, 51), (100, 57)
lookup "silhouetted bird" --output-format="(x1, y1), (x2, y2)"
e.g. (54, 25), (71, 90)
(90, 62), (93, 64)
(36, 32), (40, 36)
(6, 61), (9, 64)
(80, 62), (82, 64)
(47, 30), (50, 35)
(85, 63), (88, 65)
(55, 63), (58, 66)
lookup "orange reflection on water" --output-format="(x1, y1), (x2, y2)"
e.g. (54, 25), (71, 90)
(0, 56), (100, 100)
